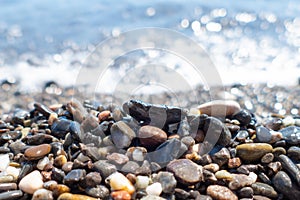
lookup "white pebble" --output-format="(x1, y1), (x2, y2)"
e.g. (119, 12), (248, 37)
(106, 172), (135, 194)
(248, 172), (258, 183)
(19, 170), (44, 194)
(282, 116), (295, 127)
(146, 182), (162, 196)
(5, 166), (20, 179)
(132, 149), (144, 161)
(295, 119), (300, 127)
(37, 156), (50, 170)
(0, 154), (10, 172)
(135, 176), (150, 189)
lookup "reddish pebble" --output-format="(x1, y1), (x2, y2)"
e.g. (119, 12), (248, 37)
(228, 157), (242, 168)
(111, 190), (131, 200)
(98, 110), (111, 121)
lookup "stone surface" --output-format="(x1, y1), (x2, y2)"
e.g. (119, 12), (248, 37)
(278, 154), (300, 186)
(228, 172), (257, 190)
(207, 185), (238, 200)
(232, 109), (252, 126)
(0, 154), (9, 172)
(273, 171), (300, 200)
(19, 170), (44, 194)
(110, 121), (136, 149)
(236, 143), (273, 162)
(287, 146), (300, 161)
(135, 176), (150, 189)
(64, 169), (86, 186)
(166, 159), (203, 185)
(0, 190), (23, 200)
(32, 188), (53, 200)
(0, 183), (17, 191)
(138, 125), (167, 149)
(106, 153), (129, 165)
(198, 100), (241, 117)
(153, 171), (177, 194)
(85, 185), (110, 199)
(251, 182), (277, 198)
(256, 127), (272, 143)
(93, 160), (117, 179)
(24, 144), (51, 160)
(228, 157), (242, 168)
(146, 182), (162, 196)
(211, 148), (231, 167)
(106, 172), (135, 194)
(111, 190), (131, 200)
(57, 193), (97, 200)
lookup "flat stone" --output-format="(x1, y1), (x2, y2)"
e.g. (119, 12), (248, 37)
(0, 190), (23, 200)
(138, 125), (167, 150)
(207, 185), (238, 200)
(24, 144), (51, 160)
(19, 170), (43, 194)
(198, 100), (241, 117)
(166, 159), (203, 185)
(121, 161), (140, 174)
(203, 163), (220, 173)
(236, 143), (273, 162)
(153, 171), (177, 194)
(81, 172), (102, 188)
(57, 193), (97, 200)
(32, 188), (53, 200)
(261, 153), (274, 164)
(106, 153), (129, 165)
(273, 171), (300, 200)
(110, 121), (136, 149)
(251, 182), (277, 198)
(146, 182), (162, 196)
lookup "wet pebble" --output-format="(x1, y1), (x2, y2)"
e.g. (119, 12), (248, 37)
(211, 148), (230, 167)
(238, 187), (254, 199)
(0, 190), (23, 200)
(85, 185), (110, 199)
(255, 127), (272, 143)
(82, 172), (102, 188)
(110, 121), (136, 149)
(228, 157), (242, 168)
(32, 188), (53, 200)
(64, 169), (86, 186)
(232, 109), (252, 126)
(138, 125), (167, 150)
(93, 160), (117, 179)
(19, 170), (43, 194)
(278, 154), (300, 186)
(166, 159), (203, 185)
(273, 171), (300, 200)
(251, 182), (277, 198)
(279, 126), (300, 145)
(198, 100), (241, 117)
(24, 144), (51, 160)
(287, 146), (300, 161)
(236, 143), (273, 162)
(206, 185), (238, 200)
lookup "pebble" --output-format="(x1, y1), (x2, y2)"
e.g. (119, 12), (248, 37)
(85, 185), (110, 199)
(146, 182), (163, 196)
(287, 146), (300, 161)
(106, 172), (135, 194)
(236, 130), (249, 142)
(110, 121), (136, 149)
(206, 185), (238, 200)
(18, 170), (44, 194)
(215, 170), (233, 181)
(279, 126), (300, 145)
(278, 154), (300, 186)
(93, 160), (117, 179)
(111, 190), (131, 200)
(32, 188), (53, 200)
(228, 172), (257, 190)
(121, 161), (140, 174)
(0, 183), (17, 191)
(236, 143), (273, 162)
(0, 154), (9, 172)
(166, 159), (203, 185)
(64, 169), (86, 186)
(140, 195), (165, 200)
(238, 187), (254, 199)
(273, 171), (300, 200)
(255, 127), (272, 143)
(228, 157), (242, 168)
(0, 190), (23, 200)
(135, 176), (150, 189)
(37, 156), (50, 170)
(232, 109), (252, 126)
(153, 171), (177, 193)
(211, 148), (230, 167)
(57, 193), (97, 200)
(203, 163), (220, 172)
(54, 155), (67, 167)
(139, 125), (167, 149)
(261, 153), (274, 164)
(198, 100), (241, 117)
(106, 153), (129, 165)
(24, 144), (51, 160)
(82, 172), (102, 188)
(251, 182), (277, 198)
(127, 147), (147, 162)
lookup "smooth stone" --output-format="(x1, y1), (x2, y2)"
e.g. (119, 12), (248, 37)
(93, 160), (117, 179)
(278, 154), (300, 186)
(82, 172), (102, 188)
(236, 130), (249, 142)
(18, 170), (43, 194)
(57, 193), (97, 200)
(273, 171), (300, 200)
(141, 195), (166, 200)
(23, 133), (54, 145)
(236, 143), (273, 162)
(106, 172), (135, 194)
(287, 146), (300, 161)
(272, 147), (286, 157)
(251, 182), (277, 198)
(85, 185), (110, 199)
(146, 138), (186, 165)
(121, 161), (140, 174)
(264, 117), (282, 131)
(111, 190), (131, 200)
(207, 185), (238, 200)
(267, 162), (282, 173)
(166, 159), (203, 185)
(146, 182), (162, 196)
(37, 156), (50, 170)
(24, 144), (51, 160)
(51, 168), (65, 183)
(106, 153), (129, 165)
(8, 141), (27, 154)
(135, 176), (150, 189)
(198, 100), (241, 117)
(229, 172), (257, 190)
(215, 170), (233, 181)
(203, 163), (220, 173)
(175, 188), (190, 199)
(211, 148), (230, 167)
(126, 147), (147, 162)
(261, 153), (274, 164)
(258, 172), (271, 185)
(228, 157), (242, 168)
(32, 188), (53, 200)
(54, 155), (67, 168)
(0, 154), (10, 172)
(0, 190), (23, 200)
(62, 162), (73, 173)
(203, 169), (217, 182)
(135, 160), (152, 175)
(0, 183), (17, 191)
(253, 195), (272, 200)
(279, 126), (300, 145)
(51, 118), (72, 139)
(153, 171), (177, 194)
(64, 169), (86, 186)
(138, 125), (167, 149)
(238, 187), (254, 199)
(256, 127), (272, 143)
(232, 109), (252, 126)
(282, 116), (295, 126)
(110, 121), (136, 149)
(50, 184), (70, 198)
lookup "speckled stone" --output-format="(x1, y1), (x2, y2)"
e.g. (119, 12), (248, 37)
(32, 188), (53, 200)
(111, 190), (131, 200)
(166, 159), (203, 185)
(85, 185), (110, 199)
(153, 171), (177, 194)
(18, 170), (44, 194)
(198, 100), (241, 117)
(207, 185), (238, 200)
(236, 143), (273, 162)
(24, 144), (51, 160)
(106, 153), (129, 165)
(228, 172), (257, 190)
(251, 182), (277, 198)
(228, 157), (242, 168)
(212, 148), (231, 167)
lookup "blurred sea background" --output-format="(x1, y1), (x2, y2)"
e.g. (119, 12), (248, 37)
(0, 0), (300, 92)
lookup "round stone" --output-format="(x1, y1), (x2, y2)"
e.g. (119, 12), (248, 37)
(24, 144), (51, 160)
(166, 159), (203, 185)
(138, 125), (167, 149)
(232, 109), (252, 126)
(256, 127), (272, 143)
(57, 193), (98, 200)
(135, 176), (150, 189)
(198, 100), (241, 117)
(106, 172), (135, 195)
(32, 188), (53, 200)
(236, 143), (273, 162)
(19, 170), (44, 194)
(207, 185), (238, 200)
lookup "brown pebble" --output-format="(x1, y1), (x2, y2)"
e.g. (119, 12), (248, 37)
(0, 183), (17, 191)
(139, 125), (167, 149)
(62, 162), (73, 173)
(54, 155), (67, 168)
(58, 193), (97, 200)
(198, 100), (241, 117)
(111, 190), (131, 200)
(228, 157), (242, 168)
(207, 185), (238, 200)
(24, 144), (51, 160)
(98, 110), (111, 121)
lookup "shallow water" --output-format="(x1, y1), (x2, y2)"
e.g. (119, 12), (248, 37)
(0, 0), (300, 92)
